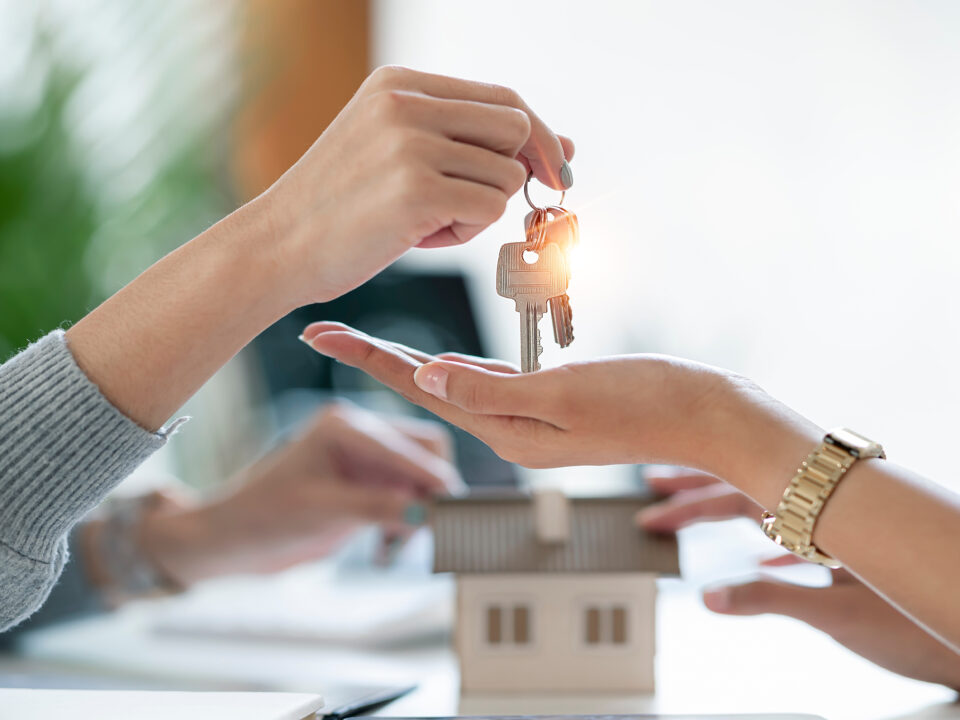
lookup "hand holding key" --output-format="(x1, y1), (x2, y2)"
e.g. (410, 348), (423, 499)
(265, 65), (575, 305)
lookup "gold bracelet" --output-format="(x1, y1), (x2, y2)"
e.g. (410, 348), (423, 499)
(760, 428), (884, 568)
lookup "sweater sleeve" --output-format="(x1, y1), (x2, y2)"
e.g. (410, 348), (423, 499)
(0, 330), (168, 631)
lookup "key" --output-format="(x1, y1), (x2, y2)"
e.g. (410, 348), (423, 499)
(525, 208), (579, 348)
(496, 241), (569, 372)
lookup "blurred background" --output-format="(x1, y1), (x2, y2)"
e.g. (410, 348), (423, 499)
(3, 0), (960, 497)
(3, 1), (960, 715)
(0, 0), (960, 496)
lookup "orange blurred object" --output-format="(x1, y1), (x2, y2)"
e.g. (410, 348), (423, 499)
(233, 0), (370, 201)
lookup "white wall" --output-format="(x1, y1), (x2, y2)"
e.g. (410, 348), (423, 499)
(373, 0), (960, 491)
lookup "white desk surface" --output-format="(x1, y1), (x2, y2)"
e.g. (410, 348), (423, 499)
(4, 521), (959, 720)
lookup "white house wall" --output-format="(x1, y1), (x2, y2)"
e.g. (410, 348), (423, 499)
(456, 573), (657, 693)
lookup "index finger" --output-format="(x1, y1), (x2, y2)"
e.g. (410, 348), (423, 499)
(302, 329), (507, 435)
(388, 67), (574, 190)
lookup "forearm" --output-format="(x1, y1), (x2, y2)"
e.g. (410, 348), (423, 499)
(713, 381), (960, 652)
(66, 196), (294, 432)
(814, 461), (960, 651)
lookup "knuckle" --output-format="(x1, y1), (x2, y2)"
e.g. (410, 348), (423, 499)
(366, 64), (408, 90)
(481, 190), (509, 223)
(369, 89), (414, 125)
(504, 159), (528, 193)
(490, 82), (522, 108)
(502, 108), (532, 146)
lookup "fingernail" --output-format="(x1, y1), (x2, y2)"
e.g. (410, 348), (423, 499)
(403, 503), (427, 526)
(559, 160), (573, 189)
(703, 586), (732, 612)
(414, 364), (449, 399)
(299, 333), (332, 356)
(635, 507), (661, 527)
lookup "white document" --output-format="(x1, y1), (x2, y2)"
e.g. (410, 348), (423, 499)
(0, 689), (323, 720)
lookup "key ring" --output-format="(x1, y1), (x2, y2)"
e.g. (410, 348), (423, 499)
(524, 172), (565, 211)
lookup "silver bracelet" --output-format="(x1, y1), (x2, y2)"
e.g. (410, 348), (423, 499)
(97, 492), (184, 601)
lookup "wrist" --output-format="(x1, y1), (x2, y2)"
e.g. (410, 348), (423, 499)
(706, 375), (823, 511)
(139, 505), (220, 588)
(255, 182), (340, 307)
(208, 194), (303, 318)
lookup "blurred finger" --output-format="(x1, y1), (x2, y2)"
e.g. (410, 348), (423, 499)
(335, 484), (417, 529)
(704, 580), (824, 619)
(333, 406), (462, 494)
(386, 415), (457, 462)
(636, 484), (758, 533)
(645, 467), (722, 495)
(759, 554), (809, 568)
(703, 580), (857, 633)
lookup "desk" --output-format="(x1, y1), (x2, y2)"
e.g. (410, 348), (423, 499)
(5, 522), (959, 720)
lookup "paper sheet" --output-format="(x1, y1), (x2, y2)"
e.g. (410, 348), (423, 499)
(0, 689), (323, 720)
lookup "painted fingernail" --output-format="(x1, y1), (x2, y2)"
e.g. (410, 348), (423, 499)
(703, 586), (732, 612)
(403, 503), (428, 526)
(559, 160), (574, 189)
(414, 364), (449, 399)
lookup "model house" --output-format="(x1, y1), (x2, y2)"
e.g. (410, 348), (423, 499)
(431, 489), (680, 693)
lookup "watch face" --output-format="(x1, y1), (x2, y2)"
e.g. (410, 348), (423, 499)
(828, 427), (881, 457)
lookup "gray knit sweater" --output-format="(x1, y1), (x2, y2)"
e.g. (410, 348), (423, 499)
(0, 331), (167, 631)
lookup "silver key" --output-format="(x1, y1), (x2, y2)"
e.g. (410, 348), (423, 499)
(548, 293), (574, 348)
(496, 241), (569, 372)
(524, 208), (579, 348)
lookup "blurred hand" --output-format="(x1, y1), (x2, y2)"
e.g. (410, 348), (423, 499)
(140, 402), (462, 583)
(263, 65), (575, 305)
(638, 469), (960, 689)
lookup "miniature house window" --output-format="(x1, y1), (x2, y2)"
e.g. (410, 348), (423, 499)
(485, 604), (532, 646)
(583, 604), (629, 645)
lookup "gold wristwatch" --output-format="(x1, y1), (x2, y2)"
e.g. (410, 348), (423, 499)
(761, 428), (885, 568)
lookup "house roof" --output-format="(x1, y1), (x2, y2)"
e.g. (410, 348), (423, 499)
(431, 492), (680, 576)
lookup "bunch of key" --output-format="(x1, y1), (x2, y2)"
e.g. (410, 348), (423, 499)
(496, 175), (580, 373)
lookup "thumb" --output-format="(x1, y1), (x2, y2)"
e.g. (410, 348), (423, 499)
(413, 361), (551, 417)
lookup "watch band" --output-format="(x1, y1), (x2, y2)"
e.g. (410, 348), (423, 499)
(760, 428), (885, 568)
